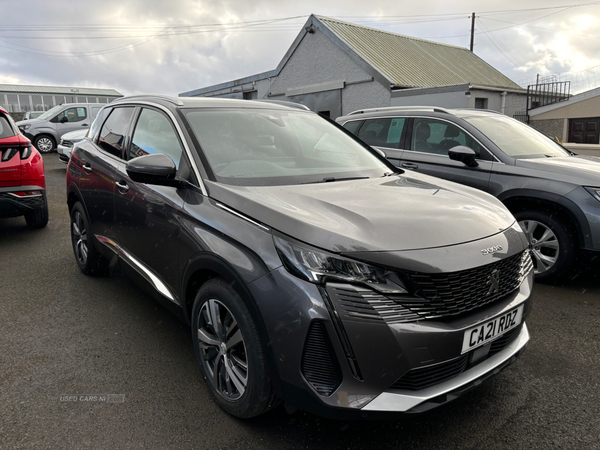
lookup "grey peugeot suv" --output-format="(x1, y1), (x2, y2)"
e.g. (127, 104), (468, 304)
(338, 106), (600, 281)
(67, 95), (533, 419)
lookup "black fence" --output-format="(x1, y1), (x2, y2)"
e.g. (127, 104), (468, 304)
(527, 81), (570, 111)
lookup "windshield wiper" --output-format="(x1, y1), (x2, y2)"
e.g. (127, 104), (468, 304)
(303, 176), (370, 184)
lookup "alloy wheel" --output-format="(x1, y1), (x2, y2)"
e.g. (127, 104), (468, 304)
(36, 137), (53, 152)
(518, 219), (559, 275)
(197, 299), (248, 401)
(72, 211), (88, 266)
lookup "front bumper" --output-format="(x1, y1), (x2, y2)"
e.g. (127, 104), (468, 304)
(0, 185), (46, 218)
(57, 144), (72, 163)
(250, 259), (534, 418)
(363, 323), (529, 413)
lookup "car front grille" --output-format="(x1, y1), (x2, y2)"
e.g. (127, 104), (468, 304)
(328, 251), (532, 324)
(405, 250), (533, 319)
(390, 324), (523, 391)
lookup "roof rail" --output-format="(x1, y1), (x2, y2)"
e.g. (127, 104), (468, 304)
(347, 106), (453, 115)
(254, 100), (311, 111)
(113, 94), (184, 106)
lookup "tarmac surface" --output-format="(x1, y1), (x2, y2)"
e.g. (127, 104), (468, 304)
(1, 154), (599, 449)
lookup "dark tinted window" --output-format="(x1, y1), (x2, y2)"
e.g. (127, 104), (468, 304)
(357, 118), (405, 148)
(98, 107), (135, 157)
(410, 118), (484, 157)
(0, 115), (16, 138)
(130, 108), (184, 169)
(342, 120), (363, 135)
(57, 107), (87, 123)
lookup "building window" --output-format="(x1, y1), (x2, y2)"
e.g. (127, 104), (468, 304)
(475, 98), (488, 109)
(18, 94), (31, 111)
(42, 95), (54, 109)
(243, 91), (257, 100)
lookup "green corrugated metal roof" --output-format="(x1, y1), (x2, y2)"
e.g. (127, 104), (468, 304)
(0, 83), (122, 96)
(316, 16), (521, 90)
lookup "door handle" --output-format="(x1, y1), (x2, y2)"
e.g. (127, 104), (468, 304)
(116, 180), (130, 193)
(82, 123), (88, 127)
(82, 163), (92, 174)
(401, 162), (419, 169)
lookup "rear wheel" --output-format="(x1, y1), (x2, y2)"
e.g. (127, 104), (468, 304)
(191, 278), (279, 418)
(70, 202), (108, 275)
(33, 135), (55, 153)
(25, 197), (48, 229)
(515, 210), (577, 282)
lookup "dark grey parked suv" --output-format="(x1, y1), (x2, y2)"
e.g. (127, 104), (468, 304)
(338, 106), (600, 281)
(67, 95), (533, 419)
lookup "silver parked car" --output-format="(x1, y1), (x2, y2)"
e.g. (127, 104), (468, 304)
(17, 103), (102, 153)
(57, 128), (88, 163)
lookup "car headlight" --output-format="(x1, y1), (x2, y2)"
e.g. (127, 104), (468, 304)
(273, 234), (407, 294)
(19, 124), (31, 132)
(585, 187), (600, 201)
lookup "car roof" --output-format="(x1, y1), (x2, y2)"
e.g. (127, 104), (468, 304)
(112, 94), (312, 112)
(0, 105), (8, 115)
(337, 106), (503, 122)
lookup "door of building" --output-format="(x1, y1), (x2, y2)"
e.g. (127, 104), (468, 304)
(569, 117), (600, 144)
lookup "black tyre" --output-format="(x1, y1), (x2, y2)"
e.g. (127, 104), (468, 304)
(33, 135), (56, 153)
(191, 278), (279, 418)
(25, 197), (48, 229)
(70, 202), (108, 275)
(514, 210), (577, 282)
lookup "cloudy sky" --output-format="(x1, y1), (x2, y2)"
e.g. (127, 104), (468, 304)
(1, 0), (599, 96)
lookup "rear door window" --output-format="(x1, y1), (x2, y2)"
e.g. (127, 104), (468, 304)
(97, 107), (135, 158)
(357, 118), (405, 148)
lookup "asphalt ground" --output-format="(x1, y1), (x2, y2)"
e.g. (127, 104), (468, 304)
(1, 154), (599, 449)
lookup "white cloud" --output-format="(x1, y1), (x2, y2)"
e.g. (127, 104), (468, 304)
(0, 0), (599, 96)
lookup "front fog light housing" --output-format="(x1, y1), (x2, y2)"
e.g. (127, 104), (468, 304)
(273, 234), (407, 294)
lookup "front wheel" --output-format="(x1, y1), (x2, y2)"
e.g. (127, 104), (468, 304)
(70, 202), (108, 275)
(33, 135), (56, 153)
(191, 278), (279, 418)
(515, 210), (577, 282)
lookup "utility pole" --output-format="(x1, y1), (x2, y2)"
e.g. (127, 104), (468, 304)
(470, 13), (475, 52)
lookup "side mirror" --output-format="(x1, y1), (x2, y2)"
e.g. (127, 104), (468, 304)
(373, 147), (386, 158)
(126, 153), (178, 186)
(59, 116), (69, 124)
(448, 146), (479, 168)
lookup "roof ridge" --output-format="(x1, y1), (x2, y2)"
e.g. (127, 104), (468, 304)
(313, 14), (468, 51)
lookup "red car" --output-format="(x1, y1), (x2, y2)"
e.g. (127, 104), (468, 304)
(0, 106), (48, 228)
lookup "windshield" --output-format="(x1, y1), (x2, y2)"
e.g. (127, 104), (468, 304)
(464, 115), (569, 158)
(183, 109), (391, 186)
(36, 105), (64, 121)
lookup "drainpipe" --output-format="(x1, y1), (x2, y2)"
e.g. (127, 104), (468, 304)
(501, 91), (507, 115)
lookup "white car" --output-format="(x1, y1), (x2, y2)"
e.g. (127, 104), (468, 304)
(57, 128), (88, 163)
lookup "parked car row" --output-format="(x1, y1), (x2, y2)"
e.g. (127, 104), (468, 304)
(65, 95), (533, 419)
(8, 95), (599, 420)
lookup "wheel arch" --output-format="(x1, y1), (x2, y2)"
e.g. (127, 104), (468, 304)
(181, 253), (283, 395)
(33, 133), (57, 148)
(500, 190), (589, 248)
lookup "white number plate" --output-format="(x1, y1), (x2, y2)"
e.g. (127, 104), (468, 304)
(461, 305), (524, 354)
